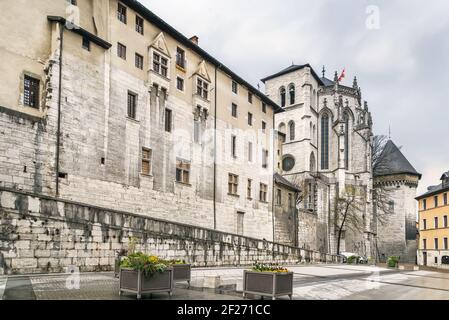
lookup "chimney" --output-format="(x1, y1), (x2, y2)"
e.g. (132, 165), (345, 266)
(189, 35), (199, 45)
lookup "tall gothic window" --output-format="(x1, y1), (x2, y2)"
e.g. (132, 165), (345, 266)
(310, 152), (316, 172)
(344, 112), (350, 169)
(280, 87), (286, 107)
(289, 84), (295, 105)
(321, 114), (329, 170)
(289, 121), (295, 141)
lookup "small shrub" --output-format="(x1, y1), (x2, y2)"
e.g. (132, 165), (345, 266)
(346, 255), (358, 264)
(387, 256), (399, 268)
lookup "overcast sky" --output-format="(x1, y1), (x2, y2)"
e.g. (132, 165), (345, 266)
(141, 0), (449, 194)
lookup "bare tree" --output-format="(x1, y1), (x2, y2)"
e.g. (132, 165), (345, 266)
(334, 186), (365, 255)
(372, 135), (396, 226)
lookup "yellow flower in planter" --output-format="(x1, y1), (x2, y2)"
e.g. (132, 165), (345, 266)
(149, 255), (159, 264)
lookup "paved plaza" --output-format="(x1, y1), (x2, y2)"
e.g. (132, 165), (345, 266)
(1, 264), (449, 300)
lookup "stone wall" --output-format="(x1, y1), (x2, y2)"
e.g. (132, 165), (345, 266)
(0, 189), (339, 275)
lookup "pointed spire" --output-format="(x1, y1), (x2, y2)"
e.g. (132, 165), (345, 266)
(322, 65), (326, 78)
(334, 71), (338, 82)
(389, 125), (391, 140)
(353, 76), (358, 89)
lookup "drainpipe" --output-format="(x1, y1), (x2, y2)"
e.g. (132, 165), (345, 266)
(55, 22), (64, 197)
(272, 114), (276, 244)
(213, 64), (221, 230)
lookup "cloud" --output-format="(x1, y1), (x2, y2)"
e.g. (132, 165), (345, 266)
(140, 0), (449, 194)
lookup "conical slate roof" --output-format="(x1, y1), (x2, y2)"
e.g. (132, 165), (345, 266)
(374, 140), (421, 178)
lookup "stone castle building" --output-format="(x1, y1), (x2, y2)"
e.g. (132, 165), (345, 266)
(262, 65), (376, 256)
(374, 140), (421, 263)
(0, 0), (283, 241)
(0, 0), (420, 264)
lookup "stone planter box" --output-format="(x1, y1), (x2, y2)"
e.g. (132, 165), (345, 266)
(119, 268), (174, 299)
(243, 270), (293, 300)
(172, 264), (191, 287)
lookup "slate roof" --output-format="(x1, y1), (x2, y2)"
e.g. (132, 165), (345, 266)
(374, 140), (421, 178)
(416, 170), (449, 200)
(320, 76), (335, 87)
(274, 173), (300, 192)
(261, 64), (324, 85)
(119, 0), (282, 113)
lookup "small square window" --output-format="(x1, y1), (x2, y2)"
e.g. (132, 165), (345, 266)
(117, 3), (127, 24)
(232, 103), (238, 118)
(176, 159), (190, 184)
(177, 77), (184, 91)
(136, 16), (144, 35)
(117, 43), (126, 60)
(232, 80), (238, 94)
(135, 53), (143, 70)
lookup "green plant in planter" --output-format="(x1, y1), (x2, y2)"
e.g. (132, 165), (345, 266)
(162, 259), (187, 265)
(387, 256), (399, 268)
(120, 252), (169, 278)
(252, 262), (289, 273)
(346, 256), (358, 264)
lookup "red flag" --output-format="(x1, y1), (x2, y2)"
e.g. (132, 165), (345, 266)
(338, 68), (346, 82)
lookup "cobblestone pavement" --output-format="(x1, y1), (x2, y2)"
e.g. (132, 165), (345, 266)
(2, 265), (449, 300)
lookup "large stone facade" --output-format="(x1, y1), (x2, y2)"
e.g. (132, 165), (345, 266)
(0, 189), (339, 275)
(0, 0), (279, 242)
(263, 65), (376, 257)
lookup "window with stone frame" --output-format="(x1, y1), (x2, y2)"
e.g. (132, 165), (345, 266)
(435, 216), (439, 228)
(434, 195), (438, 208)
(434, 238), (439, 250)
(259, 183), (268, 202)
(117, 2), (127, 24)
(135, 15), (144, 35)
(248, 92), (253, 104)
(280, 87), (286, 107)
(423, 219), (427, 230)
(422, 238), (427, 249)
(444, 215), (448, 228)
(196, 77), (209, 100)
(423, 199), (427, 210)
(444, 193), (448, 205)
(288, 193), (294, 209)
(141, 148), (152, 175)
(153, 52), (168, 77)
(228, 174), (239, 195)
(247, 179), (252, 199)
(262, 121), (266, 133)
(388, 200), (395, 213)
(176, 159), (190, 184)
(23, 75), (40, 109)
(117, 42), (126, 60)
(262, 102), (267, 113)
(445, 237), (448, 250)
(127, 91), (137, 119)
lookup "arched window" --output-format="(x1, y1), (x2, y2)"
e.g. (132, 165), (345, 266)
(310, 152), (316, 173)
(280, 87), (286, 107)
(289, 121), (295, 141)
(289, 84), (295, 105)
(321, 114), (329, 170)
(344, 112), (350, 169)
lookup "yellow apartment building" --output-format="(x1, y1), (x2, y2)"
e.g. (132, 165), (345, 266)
(416, 171), (449, 268)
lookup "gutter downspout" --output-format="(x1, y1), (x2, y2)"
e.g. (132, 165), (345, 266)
(55, 22), (64, 197)
(272, 116), (276, 244)
(213, 64), (222, 230)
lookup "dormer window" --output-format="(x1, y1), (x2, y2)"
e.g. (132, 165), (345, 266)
(196, 77), (209, 100)
(153, 52), (168, 78)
